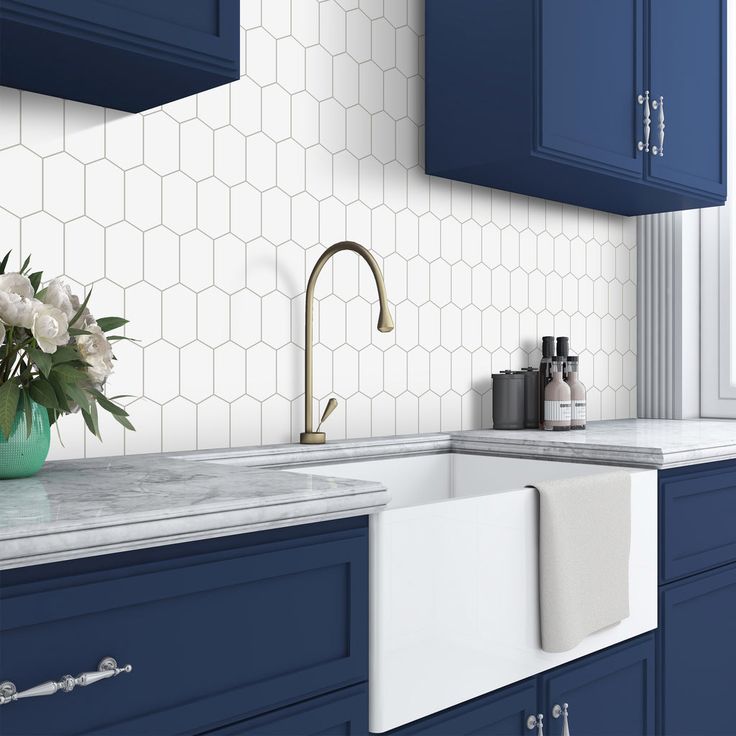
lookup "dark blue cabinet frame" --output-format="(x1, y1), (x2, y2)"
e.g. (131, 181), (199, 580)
(0, 0), (240, 111)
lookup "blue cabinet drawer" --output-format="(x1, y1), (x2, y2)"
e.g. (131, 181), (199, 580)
(0, 519), (368, 736)
(660, 460), (736, 583)
(202, 684), (368, 735)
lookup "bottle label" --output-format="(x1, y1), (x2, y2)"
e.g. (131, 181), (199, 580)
(572, 400), (586, 423)
(544, 400), (571, 422)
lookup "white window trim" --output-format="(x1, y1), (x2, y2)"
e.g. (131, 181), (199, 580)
(700, 4), (735, 417)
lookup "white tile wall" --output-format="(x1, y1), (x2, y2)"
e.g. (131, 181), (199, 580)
(0, 0), (636, 460)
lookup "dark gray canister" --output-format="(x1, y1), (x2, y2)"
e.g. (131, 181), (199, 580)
(521, 367), (539, 428)
(492, 371), (525, 429)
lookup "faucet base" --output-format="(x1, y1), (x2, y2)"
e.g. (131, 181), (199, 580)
(300, 432), (326, 445)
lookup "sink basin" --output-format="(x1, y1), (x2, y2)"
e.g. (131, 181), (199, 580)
(282, 452), (658, 733)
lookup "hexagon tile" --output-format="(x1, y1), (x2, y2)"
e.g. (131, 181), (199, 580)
(0, 0), (636, 460)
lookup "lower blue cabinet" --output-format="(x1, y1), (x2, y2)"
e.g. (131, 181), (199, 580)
(382, 679), (537, 735)
(658, 562), (736, 736)
(200, 685), (368, 735)
(541, 635), (655, 736)
(0, 518), (368, 736)
(384, 634), (655, 736)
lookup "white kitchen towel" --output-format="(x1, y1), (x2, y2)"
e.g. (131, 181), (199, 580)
(529, 471), (631, 653)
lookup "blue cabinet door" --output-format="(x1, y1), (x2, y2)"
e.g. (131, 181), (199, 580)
(646, 0), (727, 199)
(384, 679), (537, 735)
(537, 0), (644, 178)
(541, 635), (655, 736)
(659, 563), (736, 736)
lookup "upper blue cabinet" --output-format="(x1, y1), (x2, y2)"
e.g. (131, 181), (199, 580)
(0, 0), (239, 112)
(426, 0), (726, 216)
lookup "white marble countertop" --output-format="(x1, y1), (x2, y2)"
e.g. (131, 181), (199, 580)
(0, 455), (387, 570)
(2, 418), (736, 570)
(452, 418), (736, 468)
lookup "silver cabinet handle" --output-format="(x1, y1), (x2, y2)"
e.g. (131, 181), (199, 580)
(527, 713), (544, 735)
(553, 703), (571, 736)
(0, 657), (132, 706)
(651, 95), (665, 156)
(637, 90), (651, 152)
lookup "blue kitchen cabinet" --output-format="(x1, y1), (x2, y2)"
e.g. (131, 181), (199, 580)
(647, 0), (727, 200)
(0, 517), (368, 736)
(658, 563), (736, 736)
(201, 685), (368, 735)
(384, 636), (655, 736)
(425, 0), (727, 216)
(541, 635), (656, 736)
(0, 0), (239, 112)
(381, 679), (538, 735)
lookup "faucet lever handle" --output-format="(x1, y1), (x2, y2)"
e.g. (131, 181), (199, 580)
(316, 398), (338, 432)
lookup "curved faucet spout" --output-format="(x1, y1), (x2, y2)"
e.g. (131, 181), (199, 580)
(301, 241), (394, 444)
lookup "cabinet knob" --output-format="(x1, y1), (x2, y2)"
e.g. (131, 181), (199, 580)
(552, 702), (571, 736)
(527, 713), (544, 735)
(0, 657), (132, 706)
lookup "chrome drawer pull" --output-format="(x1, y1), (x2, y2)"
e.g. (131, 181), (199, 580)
(652, 95), (665, 156)
(0, 657), (132, 705)
(637, 90), (651, 152)
(527, 713), (544, 735)
(553, 702), (571, 735)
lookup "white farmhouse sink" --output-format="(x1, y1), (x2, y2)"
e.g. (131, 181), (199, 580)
(283, 452), (657, 733)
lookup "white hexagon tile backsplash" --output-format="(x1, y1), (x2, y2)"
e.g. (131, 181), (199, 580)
(0, 0), (636, 460)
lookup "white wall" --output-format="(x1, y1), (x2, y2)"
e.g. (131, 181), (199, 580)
(0, 0), (637, 460)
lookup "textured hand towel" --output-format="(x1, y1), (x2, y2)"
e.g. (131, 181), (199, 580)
(529, 471), (631, 653)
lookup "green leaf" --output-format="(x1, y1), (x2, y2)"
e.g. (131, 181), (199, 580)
(52, 346), (83, 365)
(28, 346), (53, 378)
(95, 317), (128, 332)
(82, 401), (101, 439)
(51, 363), (87, 385)
(20, 254), (31, 274)
(29, 378), (61, 410)
(34, 287), (47, 301)
(0, 251), (10, 274)
(29, 271), (43, 294)
(90, 389), (128, 417)
(69, 327), (92, 337)
(0, 380), (20, 440)
(70, 288), (92, 328)
(21, 390), (33, 439)
(112, 413), (135, 431)
(48, 375), (70, 412)
(63, 382), (91, 414)
(107, 335), (138, 343)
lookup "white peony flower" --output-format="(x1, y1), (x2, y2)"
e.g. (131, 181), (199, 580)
(43, 278), (77, 320)
(0, 272), (34, 299)
(0, 291), (39, 328)
(32, 304), (70, 354)
(76, 322), (114, 384)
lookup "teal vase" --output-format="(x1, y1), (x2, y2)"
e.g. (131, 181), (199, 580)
(0, 400), (51, 479)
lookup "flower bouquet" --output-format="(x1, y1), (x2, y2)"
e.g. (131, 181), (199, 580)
(0, 252), (134, 477)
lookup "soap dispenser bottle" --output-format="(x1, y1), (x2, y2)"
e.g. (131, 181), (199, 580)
(565, 355), (586, 429)
(538, 336), (555, 429)
(544, 357), (571, 431)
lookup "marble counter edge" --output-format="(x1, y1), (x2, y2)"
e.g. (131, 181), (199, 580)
(0, 485), (389, 570)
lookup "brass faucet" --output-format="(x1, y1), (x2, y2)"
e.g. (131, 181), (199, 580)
(301, 241), (394, 444)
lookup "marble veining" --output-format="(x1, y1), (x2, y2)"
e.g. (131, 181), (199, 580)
(3, 419), (736, 570)
(0, 455), (387, 570)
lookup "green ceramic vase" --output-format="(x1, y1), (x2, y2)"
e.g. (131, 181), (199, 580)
(0, 400), (51, 479)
